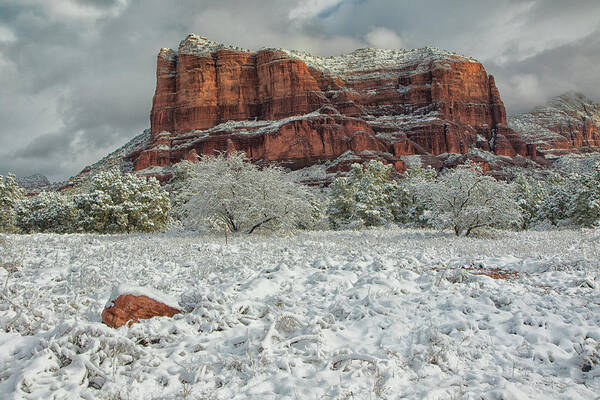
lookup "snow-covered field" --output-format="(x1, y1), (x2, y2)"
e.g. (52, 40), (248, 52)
(1, 228), (600, 399)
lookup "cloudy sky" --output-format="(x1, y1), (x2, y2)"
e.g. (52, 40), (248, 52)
(1, 0), (599, 181)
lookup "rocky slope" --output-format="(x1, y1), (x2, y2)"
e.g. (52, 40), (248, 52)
(508, 92), (600, 156)
(62, 130), (152, 190)
(134, 34), (537, 174)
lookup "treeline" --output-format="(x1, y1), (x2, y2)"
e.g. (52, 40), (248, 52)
(1, 153), (599, 235)
(0, 170), (169, 234)
(327, 160), (600, 234)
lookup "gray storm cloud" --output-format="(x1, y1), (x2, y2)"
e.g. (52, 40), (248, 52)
(0, 0), (599, 180)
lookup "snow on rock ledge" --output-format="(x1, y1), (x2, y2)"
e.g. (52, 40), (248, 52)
(102, 284), (181, 328)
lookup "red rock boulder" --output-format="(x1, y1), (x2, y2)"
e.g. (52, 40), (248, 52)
(102, 285), (181, 328)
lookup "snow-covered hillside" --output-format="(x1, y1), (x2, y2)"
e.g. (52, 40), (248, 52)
(15, 174), (50, 191)
(1, 229), (600, 399)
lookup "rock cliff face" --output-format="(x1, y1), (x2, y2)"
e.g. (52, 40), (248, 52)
(508, 92), (600, 156)
(135, 34), (537, 173)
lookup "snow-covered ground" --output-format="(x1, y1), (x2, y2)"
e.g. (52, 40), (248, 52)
(1, 228), (600, 399)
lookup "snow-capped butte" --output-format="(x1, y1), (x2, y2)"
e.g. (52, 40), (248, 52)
(140, 33), (536, 178)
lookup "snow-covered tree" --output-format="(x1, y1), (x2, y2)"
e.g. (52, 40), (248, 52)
(391, 164), (437, 225)
(425, 162), (521, 236)
(184, 152), (317, 234)
(350, 161), (397, 226)
(166, 160), (200, 222)
(511, 163), (600, 228)
(572, 163), (600, 227)
(326, 174), (356, 229)
(513, 174), (546, 230)
(536, 173), (575, 226)
(15, 191), (76, 233)
(327, 161), (399, 229)
(0, 174), (25, 233)
(74, 170), (170, 233)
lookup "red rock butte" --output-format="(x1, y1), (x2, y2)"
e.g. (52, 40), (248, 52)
(133, 33), (541, 173)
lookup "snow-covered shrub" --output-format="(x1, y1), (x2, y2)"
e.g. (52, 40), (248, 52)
(408, 326), (457, 373)
(183, 152), (317, 233)
(327, 161), (399, 229)
(73, 170), (170, 233)
(0, 234), (20, 291)
(15, 191), (76, 233)
(0, 174), (25, 233)
(326, 175), (356, 229)
(525, 162), (600, 228)
(11, 171), (170, 234)
(166, 161), (200, 223)
(302, 190), (327, 230)
(577, 338), (600, 373)
(572, 163), (600, 227)
(536, 173), (576, 227)
(513, 174), (546, 230)
(425, 162), (521, 236)
(552, 154), (600, 176)
(391, 164), (437, 225)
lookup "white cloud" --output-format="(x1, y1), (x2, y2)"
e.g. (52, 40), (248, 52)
(509, 74), (544, 103)
(191, 7), (363, 57)
(288, 0), (343, 19)
(495, 73), (570, 113)
(16, 0), (128, 21)
(364, 27), (404, 49)
(0, 25), (16, 42)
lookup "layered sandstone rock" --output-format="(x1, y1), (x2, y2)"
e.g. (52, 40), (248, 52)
(136, 34), (537, 172)
(508, 92), (600, 156)
(102, 285), (181, 328)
